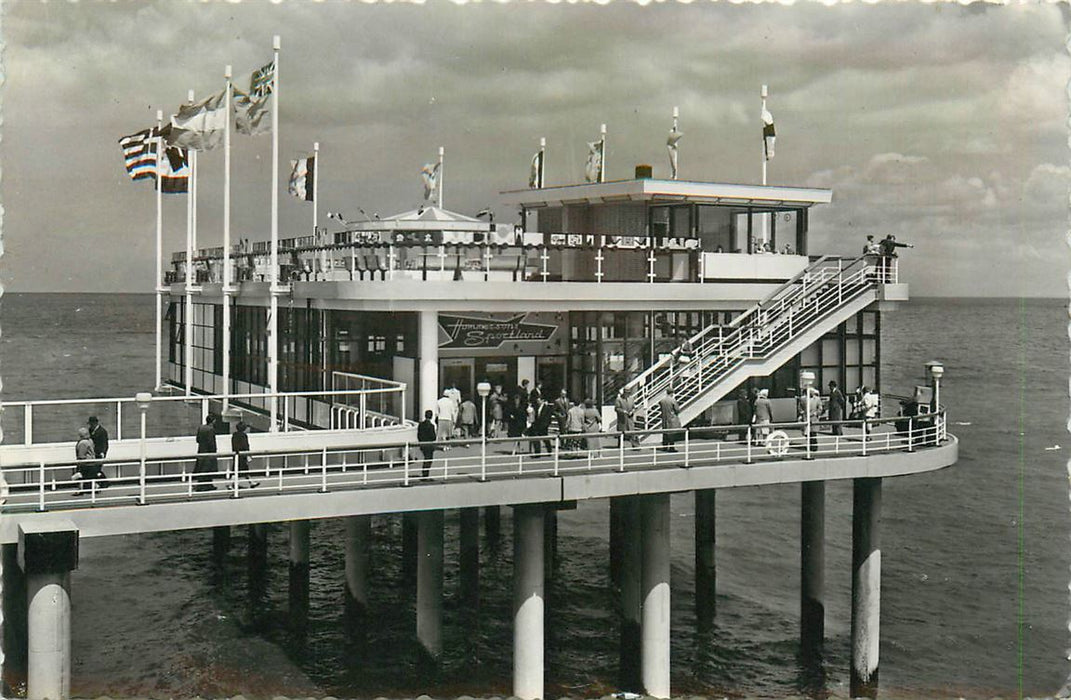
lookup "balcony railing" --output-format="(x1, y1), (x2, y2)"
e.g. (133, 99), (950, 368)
(1, 408), (948, 514)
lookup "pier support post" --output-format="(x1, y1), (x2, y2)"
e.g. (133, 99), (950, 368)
(2, 543), (28, 693)
(247, 523), (269, 600)
(485, 505), (501, 548)
(641, 493), (671, 699)
(289, 520), (311, 617)
(512, 504), (545, 700)
(459, 508), (480, 610)
(609, 497), (624, 588)
(344, 516), (371, 615)
(850, 477), (882, 698)
(19, 522), (78, 700)
(416, 509), (445, 662)
(212, 526), (231, 565)
(402, 512), (418, 587)
(694, 489), (716, 628)
(800, 481), (826, 658)
(619, 496), (642, 692)
(543, 507), (558, 578)
(419, 310), (439, 421)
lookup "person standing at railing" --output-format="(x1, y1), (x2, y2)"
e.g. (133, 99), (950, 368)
(554, 388), (571, 437)
(86, 415), (110, 488)
(615, 386), (639, 448)
(459, 395), (478, 439)
(735, 388), (753, 439)
(71, 426), (99, 497)
(582, 398), (603, 455)
(417, 410), (438, 479)
(436, 390), (457, 445)
(507, 393), (529, 455)
(658, 388), (681, 453)
(878, 234), (913, 282)
(489, 384), (507, 438)
(194, 413), (219, 492)
(229, 421), (259, 490)
(827, 380), (846, 436)
(564, 399), (586, 456)
(752, 388), (773, 445)
(528, 396), (556, 457)
(798, 386), (821, 453)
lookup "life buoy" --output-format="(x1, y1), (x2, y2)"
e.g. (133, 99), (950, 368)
(766, 430), (790, 456)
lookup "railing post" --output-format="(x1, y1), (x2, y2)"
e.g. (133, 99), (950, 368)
(24, 406), (33, 446)
(481, 438), (488, 481)
(907, 419), (914, 452)
(231, 455), (240, 498)
(861, 422), (868, 456)
(389, 244), (396, 281)
(283, 396), (290, 432)
(683, 428), (690, 467)
(116, 402), (123, 441)
(618, 434), (625, 472)
(360, 394), (367, 429)
(38, 462), (46, 511)
(746, 426), (753, 464)
(404, 449), (410, 487)
(202, 398), (209, 421)
(321, 450), (328, 492)
(553, 436), (560, 476)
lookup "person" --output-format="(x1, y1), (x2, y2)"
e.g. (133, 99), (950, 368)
(735, 388), (753, 438)
(860, 385), (880, 436)
(459, 395), (478, 439)
(878, 234), (913, 281)
(863, 234), (880, 257)
(614, 386), (639, 448)
(194, 413), (219, 491)
(86, 415), (110, 488)
(446, 384), (462, 435)
(71, 426), (99, 496)
(658, 387), (681, 452)
(554, 388), (571, 437)
(515, 379), (531, 407)
(582, 398), (602, 454)
(565, 399), (586, 456)
(435, 389), (457, 444)
(417, 409), (437, 479)
(827, 380), (846, 436)
(507, 393), (528, 454)
(230, 421), (259, 489)
(798, 386), (821, 453)
(489, 384), (506, 438)
(528, 396), (555, 457)
(529, 380), (545, 407)
(752, 388), (773, 444)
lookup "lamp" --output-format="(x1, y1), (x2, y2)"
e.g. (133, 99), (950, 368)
(135, 392), (153, 505)
(477, 381), (492, 446)
(926, 361), (944, 411)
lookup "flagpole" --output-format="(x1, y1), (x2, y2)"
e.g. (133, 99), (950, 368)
(599, 123), (606, 183)
(223, 65), (234, 412)
(539, 137), (546, 188)
(438, 146), (444, 209)
(269, 35), (281, 431)
(761, 84), (769, 248)
(672, 106), (679, 181)
(184, 88), (195, 398)
(155, 110), (164, 392)
(314, 141), (325, 277)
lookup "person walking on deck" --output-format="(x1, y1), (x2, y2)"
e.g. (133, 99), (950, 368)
(459, 395), (478, 439)
(827, 380), (846, 436)
(564, 399), (586, 456)
(489, 384), (506, 438)
(436, 390), (457, 444)
(507, 393), (529, 455)
(72, 426), (99, 496)
(752, 388), (773, 444)
(615, 387), (639, 448)
(230, 421), (259, 489)
(658, 388), (682, 452)
(86, 415), (110, 488)
(528, 396), (555, 457)
(735, 388), (753, 440)
(417, 409), (437, 479)
(554, 388), (571, 437)
(582, 398), (603, 454)
(194, 413), (219, 492)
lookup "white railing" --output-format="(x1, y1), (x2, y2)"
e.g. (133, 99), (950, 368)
(626, 255), (889, 432)
(1, 408), (947, 514)
(329, 372), (408, 431)
(2, 384), (409, 447)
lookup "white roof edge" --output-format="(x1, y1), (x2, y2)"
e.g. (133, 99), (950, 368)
(499, 178), (833, 207)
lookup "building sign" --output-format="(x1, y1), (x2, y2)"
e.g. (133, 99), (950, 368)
(439, 313), (558, 350)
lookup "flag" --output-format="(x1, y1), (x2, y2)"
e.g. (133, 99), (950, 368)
(421, 161), (441, 201)
(234, 60), (275, 136)
(288, 156), (315, 201)
(584, 138), (604, 183)
(667, 127), (683, 179)
(762, 106), (776, 160)
(118, 126), (189, 193)
(168, 89), (227, 151)
(119, 128), (157, 182)
(529, 149), (544, 188)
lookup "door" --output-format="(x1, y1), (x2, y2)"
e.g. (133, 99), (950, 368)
(441, 359), (474, 400)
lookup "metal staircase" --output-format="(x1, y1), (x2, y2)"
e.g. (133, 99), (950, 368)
(626, 255), (888, 432)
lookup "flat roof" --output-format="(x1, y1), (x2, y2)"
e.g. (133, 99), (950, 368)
(499, 178), (833, 208)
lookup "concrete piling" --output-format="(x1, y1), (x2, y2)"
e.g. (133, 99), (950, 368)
(641, 493), (671, 699)
(850, 477), (882, 698)
(694, 489), (716, 627)
(416, 509), (445, 661)
(512, 504), (545, 700)
(800, 481), (826, 658)
(345, 515), (371, 615)
(459, 507), (480, 610)
(618, 496), (642, 692)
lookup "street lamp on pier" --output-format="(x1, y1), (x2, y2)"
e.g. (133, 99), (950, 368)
(477, 382), (492, 447)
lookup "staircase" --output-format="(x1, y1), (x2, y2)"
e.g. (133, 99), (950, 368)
(626, 255), (887, 432)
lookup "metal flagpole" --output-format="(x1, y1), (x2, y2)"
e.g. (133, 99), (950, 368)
(155, 110), (164, 392)
(269, 35), (281, 431)
(539, 137), (546, 188)
(184, 89), (195, 397)
(314, 141), (325, 277)
(599, 123), (606, 183)
(438, 146), (444, 209)
(223, 66), (233, 412)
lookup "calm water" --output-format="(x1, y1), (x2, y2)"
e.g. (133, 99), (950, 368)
(0, 293), (1066, 698)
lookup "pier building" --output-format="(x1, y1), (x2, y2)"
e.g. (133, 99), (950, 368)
(1, 170), (957, 700)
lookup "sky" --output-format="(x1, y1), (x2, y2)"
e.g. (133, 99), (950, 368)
(1, 0), (1068, 297)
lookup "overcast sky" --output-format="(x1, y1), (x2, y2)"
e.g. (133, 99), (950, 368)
(2, 0), (1067, 296)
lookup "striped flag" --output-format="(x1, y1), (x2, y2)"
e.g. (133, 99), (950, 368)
(288, 156), (315, 201)
(119, 128), (157, 182)
(234, 60), (275, 136)
(168, 90), (227, 151)
(762, 106), (776, 160)
(584, 138), (604, 183)
(158, 144), (190, 193)
(421, 161), (441, 201)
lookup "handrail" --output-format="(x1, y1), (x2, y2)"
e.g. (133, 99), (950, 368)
(0, 408), (949, 515)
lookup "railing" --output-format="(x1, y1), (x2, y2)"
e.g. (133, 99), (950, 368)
(626, 255), (894, 432)
(1, 384), (409, 447)
(0, 408), (947, 514)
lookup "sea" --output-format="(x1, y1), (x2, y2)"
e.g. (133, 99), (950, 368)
(0, 293), (1066, 699)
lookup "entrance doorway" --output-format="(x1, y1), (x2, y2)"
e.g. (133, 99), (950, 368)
(441, 359), (474, 400)
(475, 357), (516, 397)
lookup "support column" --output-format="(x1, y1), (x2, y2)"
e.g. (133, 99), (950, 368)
(512, 504), (545, 700)
(289, 521), (311, 616)
(212, 526), (232, 566)
(2, 543), (28, 693)
(641, 493), (671, 699)
(459, 508), (480, 610)
(344, 516), (371, 615)
(694, 489), (716, 628)
(618, 497), (642, 692)
(800, 481), (826, 658)
(247, 523), (269, 601)
(609, 497), (624, 589)
(485, 505), (501, 549)
(543, 507), (558, 578)
(850, 478), (882, 698)
(419, 309), (439, 421)
(19, 522), (79, 700)
(402, 512), (418, 587)
(416, 509), (445, 662)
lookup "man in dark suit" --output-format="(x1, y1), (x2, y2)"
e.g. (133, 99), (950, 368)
(528, 396), (555, 457)
(194, 413), (218, 491)
(417, 409), (438, 479)
(827, 380), (846, 436)
(87, 415), (110, 487)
